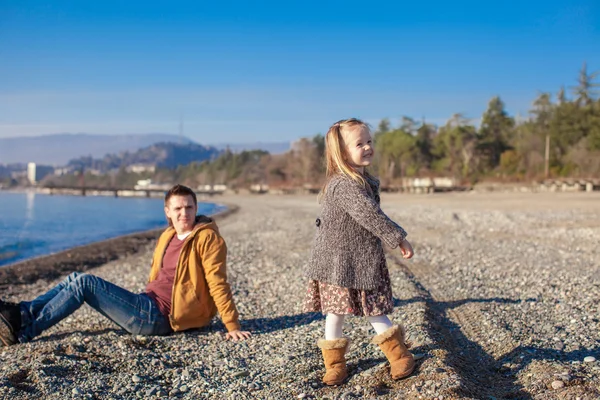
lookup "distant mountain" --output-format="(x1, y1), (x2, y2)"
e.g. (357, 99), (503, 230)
(0, 133), (195, 165)
(67, 142), (221, 172)
(211, 141), (290, 154)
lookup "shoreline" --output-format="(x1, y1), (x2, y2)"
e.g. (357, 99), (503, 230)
(3, 189), (598, 289)
(0, 202), (238, 291)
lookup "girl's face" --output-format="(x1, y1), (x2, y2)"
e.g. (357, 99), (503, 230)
(342, 126), (374, 172)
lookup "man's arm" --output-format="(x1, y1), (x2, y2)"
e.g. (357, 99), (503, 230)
(197, 230), (241, 332)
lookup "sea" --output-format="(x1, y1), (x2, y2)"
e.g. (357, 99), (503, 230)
(0, 191), (225, 267)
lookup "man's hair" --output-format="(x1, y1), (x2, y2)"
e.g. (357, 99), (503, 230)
(164, 184), (197, 207)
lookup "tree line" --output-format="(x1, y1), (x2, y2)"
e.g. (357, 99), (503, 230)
(39, 64), (599, 190)
(178, 64), (600, 188)
(373, 63), (600, 184)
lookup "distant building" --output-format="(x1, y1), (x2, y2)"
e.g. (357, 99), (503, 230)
(127, 164), (156, 174)
(27, 162), (55, 184)
(135, 179), (152, 188)
(53, 167), (72, 176)
(197, 184), (227, 193)
(134, 179), (171, 191)
(87, 169), (103, 176)
(27, 162), (36, 183)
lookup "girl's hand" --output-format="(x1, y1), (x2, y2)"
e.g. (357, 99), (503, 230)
(399, 239), (414, 259)
(225, 330), (252, 341)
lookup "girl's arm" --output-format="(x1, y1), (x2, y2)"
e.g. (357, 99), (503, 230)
(332, 178), (407, 248)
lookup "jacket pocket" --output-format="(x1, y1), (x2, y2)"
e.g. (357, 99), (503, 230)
(172, 282), (200, 323)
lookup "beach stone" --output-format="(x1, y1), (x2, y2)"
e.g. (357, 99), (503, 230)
(584, 356), (596, 363)
(233, 370), (249, 378)
(132, 375), (142, 383)
(551, 380), (564, 389)
(72, 387), (84, 395)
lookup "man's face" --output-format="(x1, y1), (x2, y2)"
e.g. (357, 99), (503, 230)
(165, 195), (197, 234)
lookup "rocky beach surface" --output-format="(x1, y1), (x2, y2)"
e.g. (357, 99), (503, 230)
(0, 192), (599, 399)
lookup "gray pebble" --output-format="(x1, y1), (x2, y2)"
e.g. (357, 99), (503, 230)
(72, 387), (84, 395)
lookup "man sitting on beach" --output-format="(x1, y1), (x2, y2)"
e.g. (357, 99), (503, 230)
(0, 184), (250, 345)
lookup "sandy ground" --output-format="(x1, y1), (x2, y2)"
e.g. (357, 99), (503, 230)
(0, 191), (599, 399)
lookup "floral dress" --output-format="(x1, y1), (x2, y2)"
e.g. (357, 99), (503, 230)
(303, 252), (394, 316)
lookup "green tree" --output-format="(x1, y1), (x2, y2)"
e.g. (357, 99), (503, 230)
(375, 127), (420, 181)
(478, 96), (515, 171)
(432, 114), (478, 180)
(375, 118), (391, 135)
(572, 62), (600, 107)
(415, 121), (436, 170)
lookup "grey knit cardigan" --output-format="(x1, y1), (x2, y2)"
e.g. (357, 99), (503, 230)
(305, 173), (407, 290)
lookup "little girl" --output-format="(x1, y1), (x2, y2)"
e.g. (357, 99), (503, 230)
(304, 118), (415, 385)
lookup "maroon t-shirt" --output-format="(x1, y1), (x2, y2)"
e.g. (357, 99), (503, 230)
(146, 236), (186, 316)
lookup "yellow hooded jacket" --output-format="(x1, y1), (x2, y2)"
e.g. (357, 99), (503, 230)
(148, 216), (240, 332)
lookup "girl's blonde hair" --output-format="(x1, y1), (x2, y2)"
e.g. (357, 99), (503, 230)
(321, 118), (371, 196)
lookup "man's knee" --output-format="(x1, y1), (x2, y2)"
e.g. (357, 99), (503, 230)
(67, 271), (82, 281)
(72, 273), (97, 290)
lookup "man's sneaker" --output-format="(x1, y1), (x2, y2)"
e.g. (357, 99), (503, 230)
(0, 299), (21, 346)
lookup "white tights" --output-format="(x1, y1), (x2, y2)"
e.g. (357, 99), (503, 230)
(324, 313), (393, 340)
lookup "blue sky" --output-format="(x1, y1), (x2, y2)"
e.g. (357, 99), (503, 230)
(1, 0), (599, 144)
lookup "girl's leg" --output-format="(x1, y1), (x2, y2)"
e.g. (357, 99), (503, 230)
(19, 273), (171, 342)
(371, 319), (415, 380)
(367, 314), (393, 335)
(325, 313), (345, 340)
(319, 313), (349, 385)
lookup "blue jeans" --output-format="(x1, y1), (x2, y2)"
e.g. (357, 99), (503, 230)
(18, 272), (172, 343)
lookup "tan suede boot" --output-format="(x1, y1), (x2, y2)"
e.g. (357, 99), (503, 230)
(373, 325), (415, 379)
(317, 337), (349, 385)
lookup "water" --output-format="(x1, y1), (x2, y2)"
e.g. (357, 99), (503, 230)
(0, 191), (225, 267)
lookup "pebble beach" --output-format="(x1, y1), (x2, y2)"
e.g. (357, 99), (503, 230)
(0, 191), (599, 400)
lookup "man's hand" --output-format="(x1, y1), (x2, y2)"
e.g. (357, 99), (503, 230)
(399, 239), (414, 259)
(225, 330), (251, 341)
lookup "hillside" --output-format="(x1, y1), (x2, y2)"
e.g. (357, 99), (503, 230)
(66, 142), (222, 172)
(0, 133), (195, 165)
(212, 141), (290, 154)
